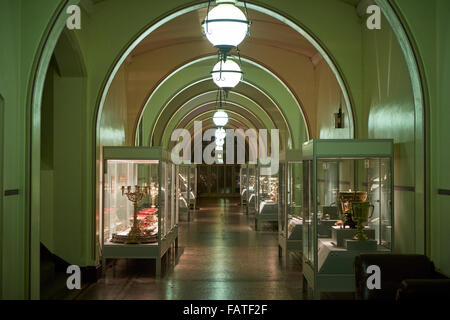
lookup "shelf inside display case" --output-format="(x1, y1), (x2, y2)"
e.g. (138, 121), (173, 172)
(301, 139), (394, 299)
(317, 239), (389, 274)
(331, 225), (375, 247)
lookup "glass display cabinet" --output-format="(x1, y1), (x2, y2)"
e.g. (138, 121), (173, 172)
(255, 160), (279, 230)
(188, 165), (197, 210)
(278, 150), (303, 263)
(302, 139), (393, 299)
(102, 147), (179, 278)
(247, 164), (257, 215)
(240, 165), (248, 208)
(178, 164), (197, 221)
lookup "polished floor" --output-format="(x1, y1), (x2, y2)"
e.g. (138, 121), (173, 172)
(78, 198), (304, 300)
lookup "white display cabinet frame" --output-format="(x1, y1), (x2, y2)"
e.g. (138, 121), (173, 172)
(246, 163), (257, 215)
(240, 165), (248, 208)
(278, 150), (303, 264)
(189, 165), (197, 210)
(101, 147), (179, 278)
(178, 164), (197, 221)
(301, 139), (394, 299)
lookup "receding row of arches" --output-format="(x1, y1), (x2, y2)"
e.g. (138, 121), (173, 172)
(23, 0), (427, 299)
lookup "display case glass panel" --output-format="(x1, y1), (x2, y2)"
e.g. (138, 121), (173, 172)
(301, 139), (393, 297)
(279, 162), (286, 234)
(178, 165), (189, 215)
(189, 165), (197, 209)
(178, 164), (197, 219)
(287, 159), (303, 240)
(103, 159), (160, 244)
(303, 159), (314, 265)
(240, 165), (248, 207)
(257, 163), (279, 218)
(303, 157), (393, 258)
(247, 164), (257, 214)
(102, 147), (178, 246)
(278, 150), (303, 260)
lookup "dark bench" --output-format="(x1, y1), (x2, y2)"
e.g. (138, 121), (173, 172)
(354, 254), (450, 300)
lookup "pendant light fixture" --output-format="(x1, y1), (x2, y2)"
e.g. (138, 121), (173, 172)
(211, 58), (243, 90)
(213, 110), (229, 127)
(215, 137), (225, 147)
(202, 0), (250, 56)
(215, 127), (226, 140)
(213, 88), (229, 127)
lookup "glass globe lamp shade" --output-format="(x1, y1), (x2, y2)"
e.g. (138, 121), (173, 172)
(211, 60), (243, 89)
(202, 3), (249, 51)
(213, 110), (229, 126)
(215, 128), (226, 140)
(215, 138), (225, 147)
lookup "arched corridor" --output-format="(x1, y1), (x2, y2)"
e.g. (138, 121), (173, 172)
(1, 0), (450, 302)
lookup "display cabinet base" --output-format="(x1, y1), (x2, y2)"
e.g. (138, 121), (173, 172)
(303, 239), (390, 299)
(102, 227), (178, 279)
(345, 239), (378, 251)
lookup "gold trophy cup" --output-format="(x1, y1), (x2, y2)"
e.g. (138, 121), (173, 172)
(351, 201), (374, 241)
(338, 191), (368, 228)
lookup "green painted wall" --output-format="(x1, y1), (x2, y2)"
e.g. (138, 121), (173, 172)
(361, 12), (419, 254)
(0, 94), (4, 299)
(389, 0), (450, 275)
(0, 0), (64, 299)
(434, 0), (450, 275)
(315, 59), (352, 139)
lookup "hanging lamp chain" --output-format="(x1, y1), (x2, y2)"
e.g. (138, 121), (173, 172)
(215, 86), (220, 110)
(205, 0), (212, 34)
(243, 0), (251, 36)
(236, 46), (243, 68)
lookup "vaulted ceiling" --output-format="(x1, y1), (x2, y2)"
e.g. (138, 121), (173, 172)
(99, 1), (355, 150)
